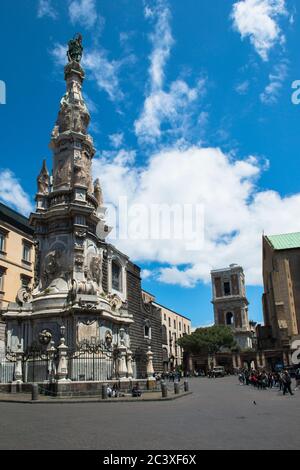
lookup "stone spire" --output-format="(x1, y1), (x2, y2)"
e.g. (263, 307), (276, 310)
(37, 159), (50, 195)
(4, 34), (132, 363)
(30, 35), (106, 301)
(50, 34), (94, 195)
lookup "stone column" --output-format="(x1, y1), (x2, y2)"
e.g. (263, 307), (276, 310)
(13, 344), (23, 384)
(146, 346), (155, 378)
(256, 352), (261, 368)
(261, 351), (266, 368)
(57, 338), (70, 382)
(232, 354), (237, 369)
(126, 349), (133, 378)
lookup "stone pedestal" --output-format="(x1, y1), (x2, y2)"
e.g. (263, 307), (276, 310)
(146, 346), (154, 378)
(126, 349), (133, 378)
(13, 344), (23, 384)
(117, 343), (128, 380)
(147, 378), (156, 390)
(57, 338), (70, 382)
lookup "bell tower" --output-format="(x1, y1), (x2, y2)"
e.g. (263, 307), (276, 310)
(211, 264), (253, 349)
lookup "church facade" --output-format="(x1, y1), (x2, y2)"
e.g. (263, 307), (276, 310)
(1, 36), (163, 385)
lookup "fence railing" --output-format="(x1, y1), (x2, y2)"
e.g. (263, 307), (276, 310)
(0, 345), (148, 384)
(0, 360), (15, 383)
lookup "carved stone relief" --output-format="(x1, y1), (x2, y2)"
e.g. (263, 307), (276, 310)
(77, 319), (98, 345)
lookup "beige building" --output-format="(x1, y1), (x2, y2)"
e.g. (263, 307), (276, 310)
(0, 203), (34, 357)
(0, 202), (34, 310)
(142, 290), (191, 371)
(262, 233), (300, 349)
(0, 203), (34, 356)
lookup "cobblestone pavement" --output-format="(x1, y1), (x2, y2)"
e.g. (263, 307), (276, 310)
(0, 376), (299, 450)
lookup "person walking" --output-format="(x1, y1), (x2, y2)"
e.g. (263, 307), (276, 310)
(294, 368), (300, 391)
(282, 370), (294, 396)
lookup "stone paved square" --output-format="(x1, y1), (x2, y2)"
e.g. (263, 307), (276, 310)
(0, 377), (299, 450)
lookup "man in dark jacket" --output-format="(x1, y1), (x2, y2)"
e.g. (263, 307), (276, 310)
(282, 370), (294, 396)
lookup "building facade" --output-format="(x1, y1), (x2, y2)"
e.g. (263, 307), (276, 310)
(142, 291), (191, 371)
(262, 233), (300, 349)
(0, 203), (34, 310)
(211, 264), (253, 349)
(0, 203), (34, 358)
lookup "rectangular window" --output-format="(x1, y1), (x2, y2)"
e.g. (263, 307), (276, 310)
(187, 325), (190, 334)
(168, 317), (171, 327)
(174, 319), (176, 329)
(0, 232), (5, 252)
(112, 261), (122, 292)
(184, 324), (186, 333)
(0, 268), (6, 292)
(164, 313), (166, 321)
(179, 322), (181, 331)
(224, 281), (231, 296)
(22, 243), (31, 263)
(75, 215), (86, 226)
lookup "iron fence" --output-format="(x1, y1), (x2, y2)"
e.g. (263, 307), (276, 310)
(68, 341), (116, 382)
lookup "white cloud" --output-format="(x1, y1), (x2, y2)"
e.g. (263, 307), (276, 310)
(51, 43), (66, 65)
(109, 133), (124, 149)
(52, 43), (123, 101)
(135, 0), (206, 144)
(260, 60), (288, 104)
(235, 80), (250, 94)
(93, 145), (300, 288)
(231, 0), (287, 61)
(198, 111), (209, 128)
(141, 269), (153, 280)
(135, 79), (206, 144)
(68, 0), (98, 30)
(146, 0), (174, 90)
(0, 170), (33, 216)
(37, 0), (57, 19)
(83, 50), (123, 101)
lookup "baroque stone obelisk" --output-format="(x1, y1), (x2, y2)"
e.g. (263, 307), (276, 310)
(4, 35), (133, 356)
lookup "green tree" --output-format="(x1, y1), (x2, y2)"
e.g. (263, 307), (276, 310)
(177, 325), (237, 355)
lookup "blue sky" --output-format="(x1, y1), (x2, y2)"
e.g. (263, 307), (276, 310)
(1, 0), (300, 327)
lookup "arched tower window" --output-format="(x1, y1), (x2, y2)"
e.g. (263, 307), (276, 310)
(226, 312), (234, 326)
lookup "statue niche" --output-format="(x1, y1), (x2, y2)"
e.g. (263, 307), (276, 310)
(53, 158), (71, 187)
(74, 163), (87, 186)
(44, 249), (62, 284)
(90, 255), (102, 287)
(69, 254), (103, 299)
